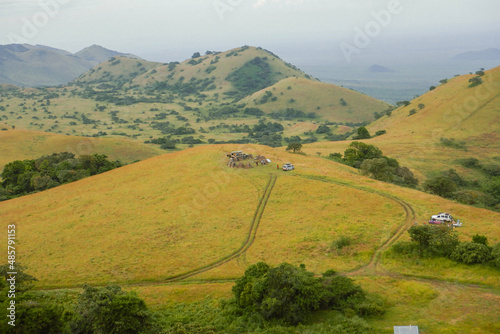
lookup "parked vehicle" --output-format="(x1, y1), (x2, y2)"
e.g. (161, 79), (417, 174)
(282, 163), (294, 171)
(431, 212), (454, 222)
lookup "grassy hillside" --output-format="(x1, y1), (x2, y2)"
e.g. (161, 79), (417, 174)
(241, 77), (390, 123)
(1, 144), (498, 332)
(0, 129), (163, 171)
(302, 66), (500, 179)
(74, 56), (162, 85)
(129, 46), (313, 95)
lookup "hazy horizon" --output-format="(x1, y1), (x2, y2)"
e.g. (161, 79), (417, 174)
(1, 0), (499, 102)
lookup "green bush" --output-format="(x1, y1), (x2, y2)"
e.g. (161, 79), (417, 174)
(423, 174), (457, 198)
(353, 126), (370, 139)
(440, 137), (467, 150)
(451, 242), (492, 264)
(472, 234), (488, 246)
(491, 243), (500, 268)
(408, 225), (459, 258)
(226, 262), (375, 326)
(70, 285), (153, 334)
(331, 236), (352, 251)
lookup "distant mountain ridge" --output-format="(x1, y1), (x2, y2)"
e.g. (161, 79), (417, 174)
(453, 48), (500, 61)
(0, 44), (141, 87)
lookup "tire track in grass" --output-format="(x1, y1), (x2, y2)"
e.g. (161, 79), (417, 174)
(161, 174), (277, 283)
(298, 174), (416, 274)
(36, 174), (277, 291)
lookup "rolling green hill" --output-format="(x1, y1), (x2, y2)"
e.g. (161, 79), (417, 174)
(129, 46), (314, 95)
(241, 76), (390, 123)
(303, 66), (500, 179)
(0, 144), (499, 332)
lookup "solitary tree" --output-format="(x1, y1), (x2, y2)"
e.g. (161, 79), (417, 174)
(286, 142), (302, 153)
(354, 126), (371, 139)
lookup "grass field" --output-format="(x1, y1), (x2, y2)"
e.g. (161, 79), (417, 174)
(1, 143), (499, 333)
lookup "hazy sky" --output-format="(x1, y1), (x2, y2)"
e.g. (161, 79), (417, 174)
(1, 0), (499, 64)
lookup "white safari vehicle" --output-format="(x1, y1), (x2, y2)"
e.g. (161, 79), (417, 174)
(282, 163), (295, 171)
(431, 212), (454, 222)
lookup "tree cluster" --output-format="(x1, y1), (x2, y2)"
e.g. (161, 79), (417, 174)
(334, 142), (418, 188)
(223, 262), (383, 328)
(226, 57), (276, 99)
(0, 153), (122, 201)
(393, 225), (500, 267)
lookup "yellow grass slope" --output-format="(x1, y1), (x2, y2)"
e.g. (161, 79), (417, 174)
(0, 129), (163, 170)
(1, 144), (499, 290)
(302, 66), (500, 177)
(368, 65), (500, 144)
(241, 77), (390, 123)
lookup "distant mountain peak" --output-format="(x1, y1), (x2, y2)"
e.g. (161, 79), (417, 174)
(369, 64), (395, 73)
(75, 45), (142, 63)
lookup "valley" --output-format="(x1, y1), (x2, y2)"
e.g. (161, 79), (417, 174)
(0, 44), (498, 333)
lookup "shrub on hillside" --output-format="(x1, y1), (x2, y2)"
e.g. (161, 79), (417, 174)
(423, 174), (458, 198)
(491, 243), (500, 268)
(440, 137), (467, 150)
(451, 242), (492, 264)
(225, 262), (378, 327)
(331, 236), (352, 252)
(353, 126), (370, 139)
(408, 225), (459, 258)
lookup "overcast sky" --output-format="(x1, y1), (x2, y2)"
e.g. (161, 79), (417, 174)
(1, 0), (499, 64)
